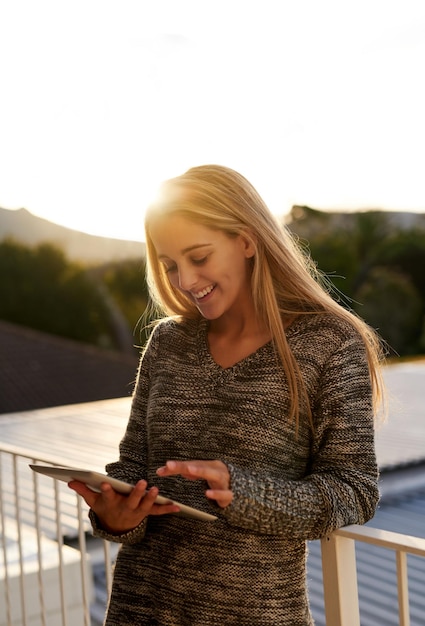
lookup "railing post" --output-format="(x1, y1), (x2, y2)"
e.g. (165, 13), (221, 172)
(13, 453), (28, 626)
(396, 550), (410, 626)
(0, 453), (13, 626)
(320, 533), (360, 626)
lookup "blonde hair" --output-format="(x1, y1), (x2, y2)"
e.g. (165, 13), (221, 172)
(144, 165), (386, 426)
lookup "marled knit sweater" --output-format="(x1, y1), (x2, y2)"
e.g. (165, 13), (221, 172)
(91, 313), (379, 626)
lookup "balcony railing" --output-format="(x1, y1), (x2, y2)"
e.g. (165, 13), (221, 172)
(321, 525), (425, 626)
(1, 442), (425, 626)
(0, 443), (116, 626)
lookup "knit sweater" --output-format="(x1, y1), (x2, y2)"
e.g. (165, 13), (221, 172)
(91, 313), (379, 625)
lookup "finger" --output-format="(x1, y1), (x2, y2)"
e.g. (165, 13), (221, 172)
(157, 460), (221, 481)
(149, 500), (181, 516)
(68, 480), (99, 508)
(140, 485), (159, 510)
(156, 460), (191, 477)
(125, 479), (148, 509)
(205, 488), (233, 508)
(183, 463), (229, 489)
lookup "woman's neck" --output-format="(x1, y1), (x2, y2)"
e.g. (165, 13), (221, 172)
(206, 315), (272, 369)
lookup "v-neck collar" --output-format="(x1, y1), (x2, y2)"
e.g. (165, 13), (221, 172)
(195, 315), (308, 384)
(196, 318), (274, 385)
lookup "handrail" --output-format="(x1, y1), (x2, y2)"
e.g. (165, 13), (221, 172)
(335, 524), (425, 556)
(0, 444), (112, 626)
(2, 440), (425, 626)
(321, 524), (425, 626)
(0, 441), (100, 470)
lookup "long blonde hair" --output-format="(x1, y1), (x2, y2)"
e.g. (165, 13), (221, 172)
(144, 165), (386, 426)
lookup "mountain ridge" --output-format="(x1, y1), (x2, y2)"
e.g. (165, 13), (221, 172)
(0, 207), (145, 263)
(2, 204), (424, 264)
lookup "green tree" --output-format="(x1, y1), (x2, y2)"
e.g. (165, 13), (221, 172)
(303, 232), (359, 300)
(378, 228), (425, 295)
(354, 267), (422, 356)
(0, 238), (115, 346)
(289, 210), (425, 356)
(99, 258), (150, 344)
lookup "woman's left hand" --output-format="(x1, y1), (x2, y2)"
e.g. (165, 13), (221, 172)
(156, 460), (233, 508)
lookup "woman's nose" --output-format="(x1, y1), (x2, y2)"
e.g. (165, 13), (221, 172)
(178, 265), (198, 291)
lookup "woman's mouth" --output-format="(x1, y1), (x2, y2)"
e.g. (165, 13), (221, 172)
(192, 284), (216, 301)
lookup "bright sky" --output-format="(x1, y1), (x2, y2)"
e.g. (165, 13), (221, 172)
(1, 0), (424, 241)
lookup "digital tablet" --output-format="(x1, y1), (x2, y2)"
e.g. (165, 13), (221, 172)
(29, 464), (217, 521)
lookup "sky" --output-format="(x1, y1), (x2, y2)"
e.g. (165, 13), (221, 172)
(1, 0), (424, 241)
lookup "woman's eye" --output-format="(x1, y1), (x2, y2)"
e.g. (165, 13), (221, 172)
(164, 264), (177, 274)
(192, 257), (207, 266)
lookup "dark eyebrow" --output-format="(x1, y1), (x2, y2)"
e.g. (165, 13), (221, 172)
(158, 244), (212, 260)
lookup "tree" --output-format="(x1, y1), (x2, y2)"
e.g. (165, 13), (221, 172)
(0, 238), (116, 347)
(97, 258), (151, 345)
(354, 267), (423, 356)
(290, 210), (425, 356)
(378, 229), (425, 295)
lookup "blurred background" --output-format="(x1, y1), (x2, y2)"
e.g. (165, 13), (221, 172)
(1, 0), (424, 387)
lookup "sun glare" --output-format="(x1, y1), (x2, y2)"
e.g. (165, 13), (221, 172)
(0, 1), (424, 241)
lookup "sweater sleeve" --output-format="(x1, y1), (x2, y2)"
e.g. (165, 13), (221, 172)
(220, 332), (380, 540)
(89, 325), (160, 544)
(104, 326), (160, 482)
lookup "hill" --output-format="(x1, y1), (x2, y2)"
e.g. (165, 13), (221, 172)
(3, 204), (424, 264)
(0, 207), (145, 263)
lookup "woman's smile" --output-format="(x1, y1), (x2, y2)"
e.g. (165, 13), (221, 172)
(191, 284), (216, 302)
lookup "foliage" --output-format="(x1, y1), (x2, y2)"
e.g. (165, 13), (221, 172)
(0, 238), (116, 347)
(92, 258), (151, 346)
(354, 267), (422, 356)
(290, 211), (425, 357)
(2, 207), (425, 358)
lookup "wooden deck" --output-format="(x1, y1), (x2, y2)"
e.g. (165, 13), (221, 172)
(0, 397), (131, 471)
(0, 398), (131, 540)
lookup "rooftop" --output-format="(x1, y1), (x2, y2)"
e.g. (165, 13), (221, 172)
(0, 320), (139, 413)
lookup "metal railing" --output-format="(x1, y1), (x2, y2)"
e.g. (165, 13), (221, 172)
(1, 441), (425, 626)
(0, 443), (115, 626)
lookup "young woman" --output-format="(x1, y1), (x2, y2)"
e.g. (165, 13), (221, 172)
(70, 165), (385, 625)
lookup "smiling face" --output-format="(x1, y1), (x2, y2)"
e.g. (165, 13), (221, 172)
(148, 213), (256, 323)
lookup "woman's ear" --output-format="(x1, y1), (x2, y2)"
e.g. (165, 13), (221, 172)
(240, 230), (257, 259)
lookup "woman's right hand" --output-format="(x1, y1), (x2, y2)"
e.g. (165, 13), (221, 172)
(68, 479), (180, 534)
